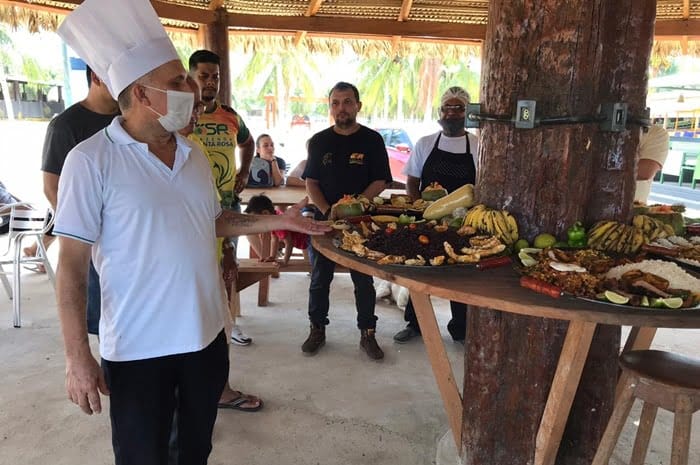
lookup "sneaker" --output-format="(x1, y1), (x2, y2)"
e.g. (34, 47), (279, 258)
(301, 324), (325, 355)
(393, 326), (421, 344)
(360, 328), (384, 360)
(231, 325), (252, 346)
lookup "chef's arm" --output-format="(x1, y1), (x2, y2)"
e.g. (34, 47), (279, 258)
(406, 176), (421, 201)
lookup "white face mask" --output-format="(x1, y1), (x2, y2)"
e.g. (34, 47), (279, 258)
(144, 85), (194, 133)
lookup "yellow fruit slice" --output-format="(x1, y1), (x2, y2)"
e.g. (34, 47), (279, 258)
(604, 290), (630, 305)
(371, 215), (400, 223)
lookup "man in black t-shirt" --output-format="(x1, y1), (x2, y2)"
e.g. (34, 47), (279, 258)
(301, 82), (392, 360)
(25, 66), (119, 335)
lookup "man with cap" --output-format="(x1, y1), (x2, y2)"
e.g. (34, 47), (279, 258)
(188, 49), (254, 347)
(301, 81), (392, 360)
(393, 86), (479, 344)
(54, 1), (329, 464)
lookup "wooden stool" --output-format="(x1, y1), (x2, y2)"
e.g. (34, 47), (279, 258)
(592, 350), (700, 465)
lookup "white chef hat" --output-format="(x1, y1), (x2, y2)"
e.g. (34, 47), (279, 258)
(440, 86), (470, 107)
(57, 0), (179, 100)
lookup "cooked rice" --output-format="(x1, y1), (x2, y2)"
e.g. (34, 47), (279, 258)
(605, 260), (700, 293)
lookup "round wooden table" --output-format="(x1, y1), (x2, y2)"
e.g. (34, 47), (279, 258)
(312, 234), (700, 465)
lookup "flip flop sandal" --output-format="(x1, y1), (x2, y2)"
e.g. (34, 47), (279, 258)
(217, 391), (264, 412)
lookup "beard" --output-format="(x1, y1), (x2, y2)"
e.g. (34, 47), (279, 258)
(335, 113), (356, 129)
(201, 93), (216, 103)
(439, 117), (466, 137)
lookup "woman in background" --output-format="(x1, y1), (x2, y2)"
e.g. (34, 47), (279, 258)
(247, 134), (286, 187)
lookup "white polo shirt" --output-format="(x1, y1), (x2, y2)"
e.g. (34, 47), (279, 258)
(403, 131), (479, 179)
(54, 117), (230, 362)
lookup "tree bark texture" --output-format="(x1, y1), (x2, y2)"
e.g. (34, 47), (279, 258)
(462, 1), (656, 464)
(202, 7), (230, 107)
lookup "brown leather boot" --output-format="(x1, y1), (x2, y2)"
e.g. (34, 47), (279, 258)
(360, 328), (384, 360)
(301, 324), (325, 355)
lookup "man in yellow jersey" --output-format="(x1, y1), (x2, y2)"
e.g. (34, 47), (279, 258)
(185, 78), (264, 413)
(189, 49), (255, 347)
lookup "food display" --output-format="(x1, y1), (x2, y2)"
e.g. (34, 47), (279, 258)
(420, 182), (448, 201)
(517, 247), (700, 309)
(422, 184), (474, 220)
(335, 217), (505, 266)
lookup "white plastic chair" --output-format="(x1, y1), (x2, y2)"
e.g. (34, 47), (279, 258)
(0, 202), (55, 327)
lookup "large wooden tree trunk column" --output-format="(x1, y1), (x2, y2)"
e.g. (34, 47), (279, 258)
(462, 1), (656, 465)
(201, 7), (230, 106)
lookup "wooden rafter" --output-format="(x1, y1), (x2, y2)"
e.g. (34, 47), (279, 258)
(228, 14), (487, 40)
(305, 0), (324, 17)
(391, 35), (401, 53)
(208, 0), (224, 9)
(293, 30), (307, 47)
(654, 19), (700, 36)
(683, 0), (691, 19)
(398, 0), (413, 22)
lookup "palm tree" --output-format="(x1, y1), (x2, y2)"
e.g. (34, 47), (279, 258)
(0, 26), (15, 119)
(234, 47), (322, 125)
(358, 55), (420, 122)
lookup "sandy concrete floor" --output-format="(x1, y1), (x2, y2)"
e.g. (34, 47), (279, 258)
(0, 265), (698, 465)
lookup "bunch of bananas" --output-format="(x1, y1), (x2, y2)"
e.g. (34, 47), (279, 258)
(587, 220), (646, 254)
(632, 215), (674, 241)
(463, 204), (519, 245)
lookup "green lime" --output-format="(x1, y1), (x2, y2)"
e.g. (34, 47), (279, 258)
(604, 290), (630, 305)
(514, 239), (529, 252)
(640, 296), (650, 307)
(518, 251), (538, 267)
(533, 233), (557, 249)
(652, 297), (684, 309)
(596, 292), (607, 300)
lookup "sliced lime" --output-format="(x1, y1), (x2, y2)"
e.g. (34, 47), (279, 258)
(604, 290), (630, 305)
(656, 297), (684, 309)
(596, 292), (607, 300)
(518, 251), (537, 267)
(640, 296), (650, 307)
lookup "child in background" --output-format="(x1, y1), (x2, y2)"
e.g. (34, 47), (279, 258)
(245, 194), (310, 265)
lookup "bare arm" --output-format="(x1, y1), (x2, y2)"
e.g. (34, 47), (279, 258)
(282, 236), (294, 265)
(43, 172), (60, 210)
(56, 237), (109, 415)
(305, 178), (331, 215)
(270, 159), (284, 186)
(362, 180), (389, 200)
(285, 176), (306, 187)
(637, 159), (663, 181)
(234, 135), (255, 193)
(406, 176), (421, 201)
(216, 197), (330, 237)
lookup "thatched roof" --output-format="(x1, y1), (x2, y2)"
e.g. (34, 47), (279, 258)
(1, 0), (699, 59)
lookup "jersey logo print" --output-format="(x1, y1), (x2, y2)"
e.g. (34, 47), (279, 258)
(195, 123), (230, 136)
(322, 153), (333, 166)
(349, 152), (365, 165)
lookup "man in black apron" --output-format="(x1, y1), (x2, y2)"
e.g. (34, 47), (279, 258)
(394, 86), (479, 344)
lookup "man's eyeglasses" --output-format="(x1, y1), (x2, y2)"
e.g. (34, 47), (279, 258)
(441, 104), (466, 113)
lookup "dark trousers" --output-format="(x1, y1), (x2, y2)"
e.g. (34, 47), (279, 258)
(404, 298), (467, 341)
(102, 330), (229, 465)
(308, 245), (377, 329)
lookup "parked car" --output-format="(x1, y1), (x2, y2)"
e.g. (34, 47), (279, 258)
(376, 128), (414, 185)
(291, 114), (311, 129)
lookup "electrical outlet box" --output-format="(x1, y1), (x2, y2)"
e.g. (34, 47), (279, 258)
(600, 103), (628, 132)
(466, 103), (480, 128)
(515, 100), (536, 129)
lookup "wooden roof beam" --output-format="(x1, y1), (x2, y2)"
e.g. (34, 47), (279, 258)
(654, 19), (700, 36)
(306, 0), (324, 17)
(683, 0), (690, 19)
(398, 0), (413, 22)
(294, 30), (307, 47)
(228, 14), (487, 41)
(0, 0), (71, 16)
